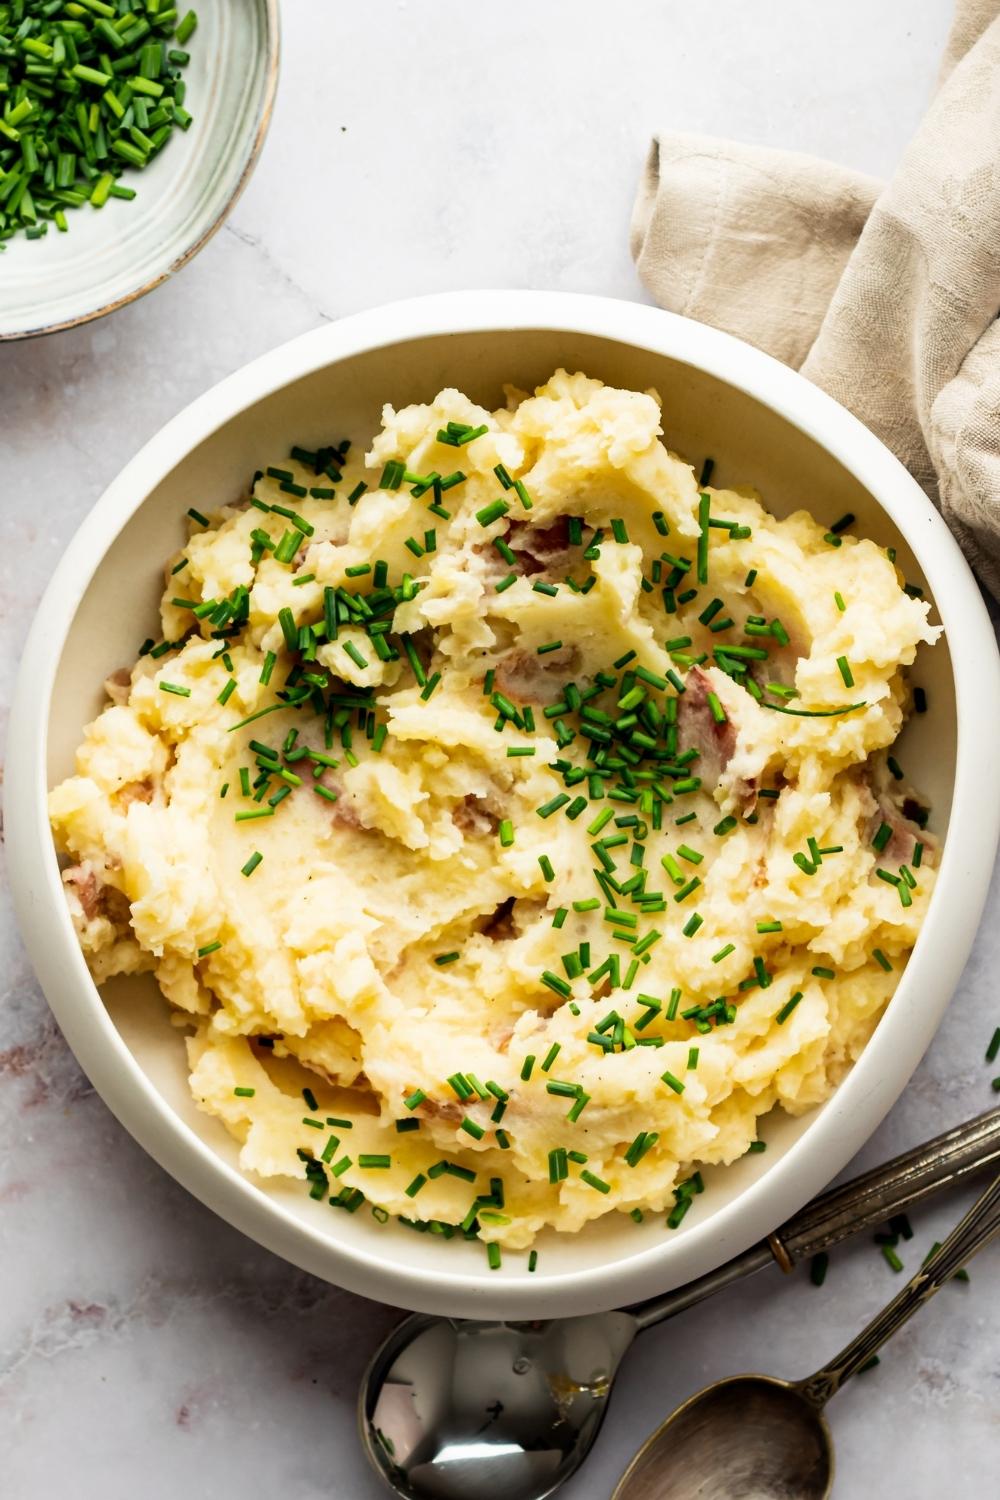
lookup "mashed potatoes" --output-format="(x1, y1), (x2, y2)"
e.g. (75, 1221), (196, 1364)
(49, 371), (939, 1258)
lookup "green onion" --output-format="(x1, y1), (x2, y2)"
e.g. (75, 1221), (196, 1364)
(881, 1244), (904, 1273)
(233, 1086), (255, 1098)
(760, 700), (865, 718)
(836, 656), (855, 689)
(661, 1070), (685, 1095)
(476, 499), (510, 528)
(696, 493), (710, 584)
(775, 991), (803, 1025)
(581, 1169), (611, 1194)
(241, 852), (263, 878)
(0, 15), (196, 247)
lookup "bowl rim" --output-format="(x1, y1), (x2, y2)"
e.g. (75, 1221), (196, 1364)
(7, 289), (1000, 1319)
(0, 0), (281, 344)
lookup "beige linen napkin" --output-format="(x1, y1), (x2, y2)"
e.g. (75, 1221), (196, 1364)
(631, 0), (1000, 597)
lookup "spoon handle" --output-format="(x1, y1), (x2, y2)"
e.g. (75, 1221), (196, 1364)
(630, 1106), (1000, 1332)
(797, 1169), (1000, 1407)
(769, 1103), (1000, 1267)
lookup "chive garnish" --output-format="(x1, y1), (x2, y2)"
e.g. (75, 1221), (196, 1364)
(760, 700), (865, 718)
(836, 656), (855, 689)
(775, 992), (804, 1024)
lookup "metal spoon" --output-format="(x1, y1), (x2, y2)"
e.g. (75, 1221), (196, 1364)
(359, 1108), (1000, 1500)
(611, 1166), (1000, 1500)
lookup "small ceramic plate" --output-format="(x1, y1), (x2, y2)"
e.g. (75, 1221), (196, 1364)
(0, 0), (279, 341)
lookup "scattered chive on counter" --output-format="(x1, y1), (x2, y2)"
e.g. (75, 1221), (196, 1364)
(0, 2), (198, 247)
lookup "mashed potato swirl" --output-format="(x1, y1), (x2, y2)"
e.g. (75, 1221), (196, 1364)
(49, 372), (940, 1255)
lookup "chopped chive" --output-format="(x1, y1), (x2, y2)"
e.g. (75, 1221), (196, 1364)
(476, 499), (510, 528)
(775, 991), (804, 1025)
(881, 1244), (904, 1273)
(580, 1169), (611, 1194)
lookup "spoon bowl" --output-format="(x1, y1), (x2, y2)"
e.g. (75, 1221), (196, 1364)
(359, 1310), (637, 1500)
(612, 1376), (832, 1500)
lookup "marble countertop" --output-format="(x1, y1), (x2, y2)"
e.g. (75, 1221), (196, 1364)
(4, 2), (999, 1496)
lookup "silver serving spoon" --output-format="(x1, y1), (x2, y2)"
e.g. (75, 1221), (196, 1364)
(359, 1109), (1000, 1500)
(611, 1165), (1000, 1500)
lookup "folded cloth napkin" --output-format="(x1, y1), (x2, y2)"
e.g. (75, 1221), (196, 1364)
(631, 0), (1000, 597)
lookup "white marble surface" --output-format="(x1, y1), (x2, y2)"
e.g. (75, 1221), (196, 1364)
(3, 2), (999, 1496)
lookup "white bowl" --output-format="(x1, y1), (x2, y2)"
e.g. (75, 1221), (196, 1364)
(7, 291), (1000, 1319)
(0, 1), (279, 341)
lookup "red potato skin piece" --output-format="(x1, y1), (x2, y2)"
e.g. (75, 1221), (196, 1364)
(63, 863), (101, 921)
(678, 665), (737, 783)
(454, 795), (500, 836)
(494, 645), (580, 705)
(507, 516), (572, 575)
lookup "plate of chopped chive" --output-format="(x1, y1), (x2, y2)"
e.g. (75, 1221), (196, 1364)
(0, 0), (279, 340)
(6, 292), (1000, 1320)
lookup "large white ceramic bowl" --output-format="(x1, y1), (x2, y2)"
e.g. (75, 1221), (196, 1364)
(7, 291), (1000, 1319)
(0, 0), (279, 341)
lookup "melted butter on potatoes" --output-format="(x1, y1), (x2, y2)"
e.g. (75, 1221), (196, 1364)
(49, 371), (940, 1253)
